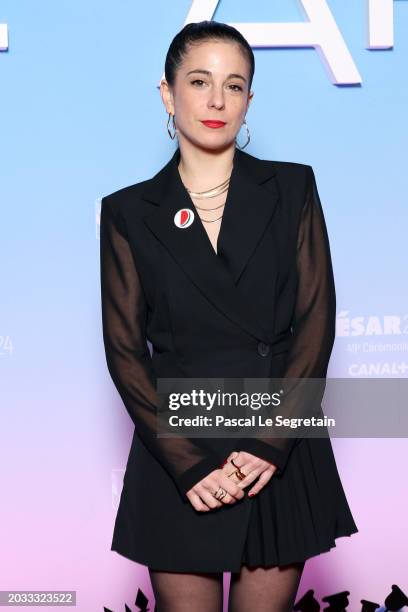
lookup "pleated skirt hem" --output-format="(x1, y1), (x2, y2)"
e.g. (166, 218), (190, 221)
(240, 525), (359, 570)
(111, 523), (358, 574)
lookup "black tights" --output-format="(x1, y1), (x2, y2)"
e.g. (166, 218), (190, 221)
(148, 561), (305, 612)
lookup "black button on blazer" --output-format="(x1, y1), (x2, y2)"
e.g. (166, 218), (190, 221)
(99, 146), (358, 572)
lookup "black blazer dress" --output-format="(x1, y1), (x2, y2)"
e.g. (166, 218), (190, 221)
(99, 146), (359, 573)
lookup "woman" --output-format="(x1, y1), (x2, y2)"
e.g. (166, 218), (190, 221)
(100, 20), (358, 612)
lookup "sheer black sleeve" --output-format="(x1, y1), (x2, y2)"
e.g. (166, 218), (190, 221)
(237, 166), (336, 474)
(99, 196), (223, 500)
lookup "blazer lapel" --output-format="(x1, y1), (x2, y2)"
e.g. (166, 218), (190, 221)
(140, 146), (280, 343)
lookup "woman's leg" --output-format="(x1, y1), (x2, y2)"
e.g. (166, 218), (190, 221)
(148, 568), (224, 612)
(228, 562), (305, 612)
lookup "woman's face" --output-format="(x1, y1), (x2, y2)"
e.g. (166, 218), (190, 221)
(162, 39), (253, 152)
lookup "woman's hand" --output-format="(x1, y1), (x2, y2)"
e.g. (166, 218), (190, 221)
(221, 451), (278, 497)
(186, 467), (245, 512)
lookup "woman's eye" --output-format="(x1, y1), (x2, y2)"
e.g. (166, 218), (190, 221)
(190, 80), (242, 92)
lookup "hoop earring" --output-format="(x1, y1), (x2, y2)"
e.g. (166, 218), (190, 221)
(235, 118), (250, 150)
(167, 112), (177, 140)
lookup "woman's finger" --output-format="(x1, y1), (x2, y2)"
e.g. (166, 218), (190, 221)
(218, 473), (246, 502)
(234, 467), (261, 490)
(200, 474), (244, 506)
(187, 491), (212, 512)
(247, 467), (275, 497)
(187, 467), (245, 510)
(222, 456), (259, 488)
(196, 484), (225, 510)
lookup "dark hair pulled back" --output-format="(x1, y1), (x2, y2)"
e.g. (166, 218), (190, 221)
(164, 20), (255, 91)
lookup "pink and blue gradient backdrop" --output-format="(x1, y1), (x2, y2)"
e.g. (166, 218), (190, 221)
(1, 1), (407, 610)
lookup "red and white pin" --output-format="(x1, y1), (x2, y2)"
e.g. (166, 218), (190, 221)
(174, 208), (195, 229)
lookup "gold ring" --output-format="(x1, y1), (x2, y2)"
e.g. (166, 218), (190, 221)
(213, 486), (227, 501)
(227, 468), (246, 481)
(230, 457), (247, 479)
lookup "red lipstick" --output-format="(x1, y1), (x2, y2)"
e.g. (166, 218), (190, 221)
(201, 120), (226, 129)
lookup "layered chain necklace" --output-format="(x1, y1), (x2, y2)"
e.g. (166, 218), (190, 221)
(185, 173), (232, 223)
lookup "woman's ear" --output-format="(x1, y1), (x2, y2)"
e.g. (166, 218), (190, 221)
(246, 89), (254, 111)
(160, 79), (175, 115)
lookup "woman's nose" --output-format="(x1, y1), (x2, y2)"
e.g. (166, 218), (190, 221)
(207, 88), (225, 109)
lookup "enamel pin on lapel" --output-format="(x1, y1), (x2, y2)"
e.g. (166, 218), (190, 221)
(174, 208), (195, 229)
